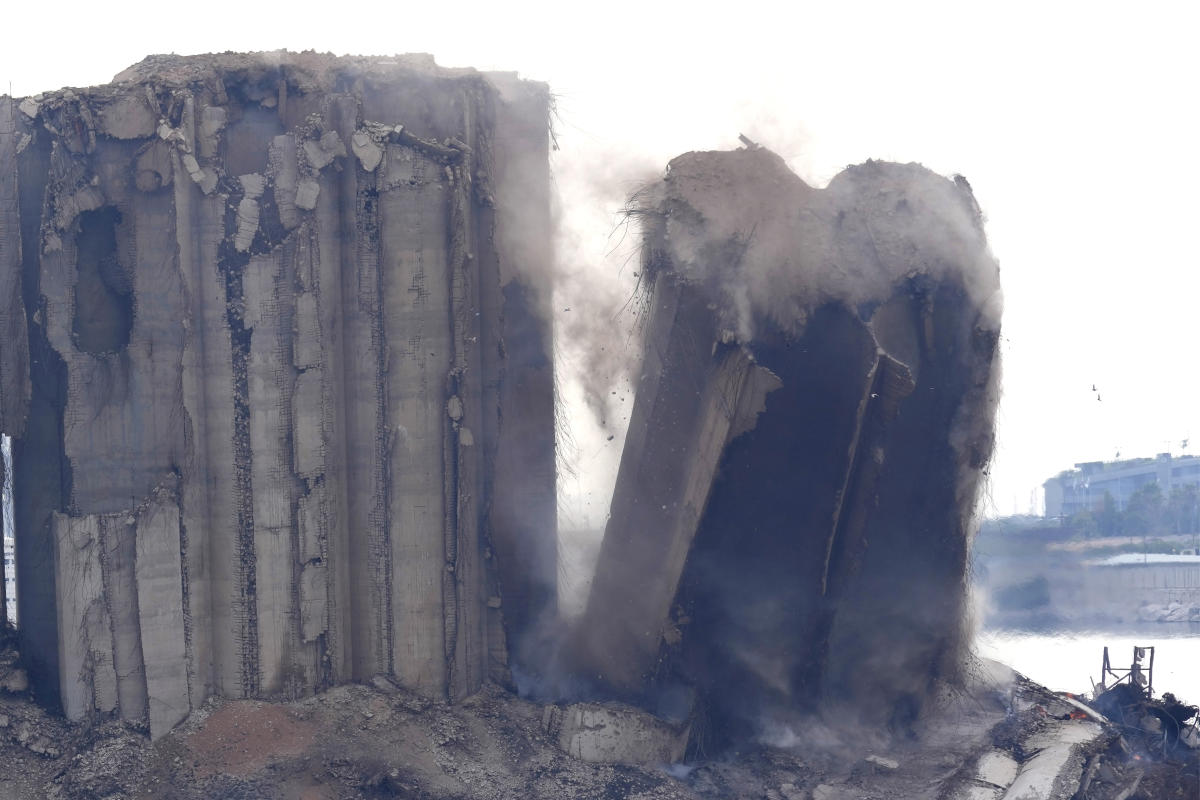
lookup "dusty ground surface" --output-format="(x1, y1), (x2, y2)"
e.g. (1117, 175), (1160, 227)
(0, 639), (1195, 800)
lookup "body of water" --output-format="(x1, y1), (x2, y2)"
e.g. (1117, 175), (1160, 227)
(975, 624), (1200, 703)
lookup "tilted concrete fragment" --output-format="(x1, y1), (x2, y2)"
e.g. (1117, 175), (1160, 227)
(570, 147), (1001, 743)
(1, 52), (555, 737)
(542, 701), (691, 765)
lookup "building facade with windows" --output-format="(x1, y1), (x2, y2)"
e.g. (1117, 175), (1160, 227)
(1044, 453), (1200, 518)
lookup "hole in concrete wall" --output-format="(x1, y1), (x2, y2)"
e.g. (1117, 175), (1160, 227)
(3, 434), (16, 627)
(73, 208), (134, 355)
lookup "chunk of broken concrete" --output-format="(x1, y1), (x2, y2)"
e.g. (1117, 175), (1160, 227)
(234, 198), (260, 252)
(303, 131), (346, 170)
(295, 179), (320, 211)
(99, 94), (157, 140)
(239, 173), (266, 199)
(974, 750), (1018, 791)
(1002, 720), (1105, 800)
(778, 783), (805, 800)
(181, 154), (218, 195)
(181, 153), (202, 180)
(0, 666), (29, 693)
(351, 131), (384, 172)
(542, 701), (690, 766)
(198, 105), (226, 158)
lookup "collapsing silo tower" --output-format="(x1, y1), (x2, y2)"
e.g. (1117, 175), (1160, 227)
(0, 52), (556, 737)
(569, 146), (1002, 744)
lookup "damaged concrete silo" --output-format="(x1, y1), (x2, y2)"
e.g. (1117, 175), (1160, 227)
(0, 52), (556, 737)
(569, 146), (1001, 746)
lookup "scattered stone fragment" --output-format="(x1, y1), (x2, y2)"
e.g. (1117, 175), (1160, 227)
(239, 173), (265, 199)
(351, 131), (384, 172)
(294, 178), (320, 210)
(302, 131), (346, 170)
(234, 197), (260, 252)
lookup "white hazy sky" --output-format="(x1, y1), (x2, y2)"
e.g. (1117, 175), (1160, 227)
(3, 1), (1198, 524)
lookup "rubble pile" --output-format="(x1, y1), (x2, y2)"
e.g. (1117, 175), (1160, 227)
(5, 632), (1193, 800)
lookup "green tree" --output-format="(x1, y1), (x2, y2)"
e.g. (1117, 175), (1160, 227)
(1069, 508), (1099, 538)
(1167, 483), (1200, 534)
(1124, 482), (1164, 536)
(1097, 491), (1121, 537)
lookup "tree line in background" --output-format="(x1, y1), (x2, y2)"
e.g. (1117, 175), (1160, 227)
(1068, 482), (1200, 538)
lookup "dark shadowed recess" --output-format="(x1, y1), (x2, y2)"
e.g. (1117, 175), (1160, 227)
(492, 280), (558, 676)
(668, 282), (993, 754)
(73, 208), (134, 355)
(670, 303), (879, 751)
(15, 129), (70, 711)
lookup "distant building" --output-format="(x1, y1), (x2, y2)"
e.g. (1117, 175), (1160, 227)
(1044, 453), (1200, 518)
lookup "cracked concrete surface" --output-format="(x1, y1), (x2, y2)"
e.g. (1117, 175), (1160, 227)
(0, 52), (555, 738)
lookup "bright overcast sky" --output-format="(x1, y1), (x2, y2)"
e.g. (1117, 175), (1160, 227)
(3, 0), (1198, 523)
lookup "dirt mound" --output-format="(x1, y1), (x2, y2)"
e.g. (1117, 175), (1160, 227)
(184, 701), (317, 778)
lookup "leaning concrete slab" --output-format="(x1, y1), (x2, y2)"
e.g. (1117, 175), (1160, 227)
(4, 52), (555, 735)
(569, 147), (1001, 743)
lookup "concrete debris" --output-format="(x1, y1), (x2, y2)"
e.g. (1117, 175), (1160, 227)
(198, 105), (226, 157)
(0, 52), (555, 739)
(351, 130), (384, 172)
(0, 666), (28, 695)
(293, 177), (320, 210)
(238, 172), (265, 198)
(864, 754), (898, 770)
(233, 196), (259, 251)
(97, 94), (157, 140)
(0, 622), (1192, 798)
(1091, 683), (1199, 761)
(302, 130), (346, 169)
(543, 701), (690, 765)
(1000, 720), (1105, 799)
(974, 750), (1020, 790)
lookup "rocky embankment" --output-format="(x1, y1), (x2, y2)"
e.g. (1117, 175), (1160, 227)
(1137, 601), (1200, 624)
